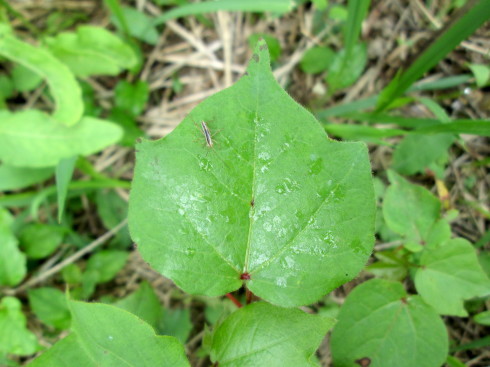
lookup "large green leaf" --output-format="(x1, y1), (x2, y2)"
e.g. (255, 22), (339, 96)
(210, 302), (334, 367)
(44, 25), (138, 77)
(0, 110), (123, 168)
(330, 279), (448, 367)
(128, 40), (376, 307)
(0, 297), (38, 356)
(0, 208), (26, 286)
(0, 26), (82, 126)
(414, 238), (490, 316)
(28, 301), (189, 367)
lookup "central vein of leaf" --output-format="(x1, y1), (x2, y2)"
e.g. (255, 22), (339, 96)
(243, 112), (259, 274)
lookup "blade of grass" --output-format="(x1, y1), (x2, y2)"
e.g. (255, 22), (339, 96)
(415, 120), (490, 136)
(325, 124), (406, 141)
(153, 0), (294, 25)
(344, 113), (441, 128)
(55, 156), (77, 223)
(316, 74), (472, 119)
(103, 0), (130, 36)
(343, 0), (371, 58)
(376, 0), (490, 111)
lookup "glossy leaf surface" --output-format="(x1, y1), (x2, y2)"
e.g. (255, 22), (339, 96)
(0, 110), (122, 168)
(330, 279), (448, 367)
(414, 238), (490, 316)
(210, 302), (334, 367)
(128, 40), (375, 306)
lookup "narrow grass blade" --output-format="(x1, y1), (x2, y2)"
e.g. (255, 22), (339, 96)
(316, 75), (471, 119)
(344, 0), (371, 57)
(103, 0), (130, 36)
(56, 156), (77, 223)
(377, 0), (490, 111)
(415, 120), (490, 136)
(153, 0), (294, 25)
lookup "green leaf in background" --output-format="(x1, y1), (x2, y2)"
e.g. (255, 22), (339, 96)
(365, 250), (408, 281)
(111, 6), (159, 45)
(27, 287), (71, 330)
(0, 165), (54, 191)
(0, 27), (82, 126)
(11, 64), (43, 92)
(56, 156), (77, 223)
(446, 355), (467, 367)
(248, 34), (282, 63)
(0, 74), (14, 103)
(204, 298), (235, 325)
(383, 171), (441, 246)
(107, 107), (145, 147)
(29, 301), (190, 367)
(468, 63), (490, 87)
(0, 110), (123, 168)
(377, 0), (490, 111)
(61, 263), (82, 285)
(473, 310), (490, 326)
(391, 133), (455, 176)
(114, 281), (162, 329)
(96, 189), (132, 249)
(330, 279), (448, 367)
(300, 46), (335, 74)
(81, 250), (128, 298)
(210, 302), (335, 367)
(0, 297), (38, 356)
(44, 25), (138, 77)
(158, 308), (193, 344)
(153, 0), (295, 25)
(0, 208), (26, 286)
(128, 40), (376, 307)
(114, 80), (150, 117)
(326, 43), (367, 92)
(19, 223), (65, 259)
(414, 238), (490, 316)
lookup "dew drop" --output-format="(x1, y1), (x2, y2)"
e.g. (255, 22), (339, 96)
(185, 248), (196, 257)
(108, 336), (114, 341)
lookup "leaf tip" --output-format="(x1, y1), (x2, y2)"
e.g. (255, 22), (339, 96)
(246, 38), (271, 74)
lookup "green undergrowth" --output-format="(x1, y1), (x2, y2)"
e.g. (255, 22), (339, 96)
(0, 1), (489, 366)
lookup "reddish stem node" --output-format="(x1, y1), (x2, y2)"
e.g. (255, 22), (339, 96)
(240, 272), (251, 280)
(226, 293), (242, 308)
